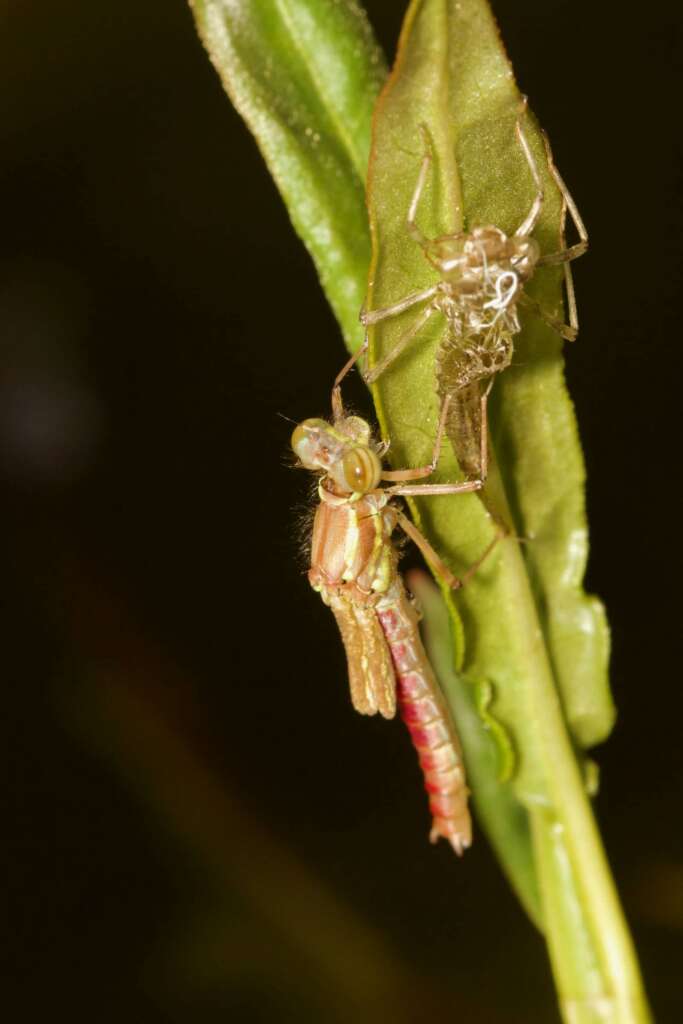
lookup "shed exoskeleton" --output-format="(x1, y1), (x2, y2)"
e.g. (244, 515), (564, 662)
(358, 98), (588, 481)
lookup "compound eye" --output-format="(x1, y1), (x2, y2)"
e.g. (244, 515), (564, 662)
(341, 447), (380, 492)
(290, 423), (307, 454)
(291, 418), (324, 461)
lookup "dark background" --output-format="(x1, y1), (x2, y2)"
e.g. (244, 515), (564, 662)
(1, 1), (681, 1021)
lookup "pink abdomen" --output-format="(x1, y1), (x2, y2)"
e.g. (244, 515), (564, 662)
(376, 582), (471, 855)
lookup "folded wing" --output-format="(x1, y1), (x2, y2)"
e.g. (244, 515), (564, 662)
(327, 590), (396, 719)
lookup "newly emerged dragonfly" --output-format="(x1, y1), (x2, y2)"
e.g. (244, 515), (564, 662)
(291, 375), (499, 854)
(358, 99), (587, 480)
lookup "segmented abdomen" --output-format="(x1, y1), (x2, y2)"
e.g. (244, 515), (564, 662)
(376, 581), (471, 854)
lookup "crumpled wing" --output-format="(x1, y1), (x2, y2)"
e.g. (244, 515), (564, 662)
(328, 592), (396, 719)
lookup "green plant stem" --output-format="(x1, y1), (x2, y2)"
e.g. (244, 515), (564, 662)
(530, 807), (650, 1024)
(500, 533), (648, 1021)
(415, 566), (650, 1023)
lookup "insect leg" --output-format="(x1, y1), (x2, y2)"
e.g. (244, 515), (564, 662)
(364, 303), (437, 385)
(361, 284), (438, 327)
(331, 336), (369, 420)
(396, 511), (463, 590)
(358, 124), (438, 330)
(396, 512), (503, 590)
(514, 97), (545, 238)
(383, 383), (499, 496)
(519, 291), (578, 342)
(477, 378), (494, 483)
(558, 253), (579, 340)
(381, 394), (452, 483)
(406, 123), (434, 247)
(458, 530), (505, 588)
(386, 474), (485, 497)
(537, 128), (589, 268)
(535, 131), (588, 342)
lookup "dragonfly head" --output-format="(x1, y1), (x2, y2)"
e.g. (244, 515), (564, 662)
(291, 417), (382, 495)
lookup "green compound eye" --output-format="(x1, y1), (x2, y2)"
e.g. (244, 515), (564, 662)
(342, 447), (380, 492)
(291, 419), (326, 459)
(290, 423), (308, 455)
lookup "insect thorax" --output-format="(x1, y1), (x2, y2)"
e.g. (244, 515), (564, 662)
(426, 225), (539, 390)
(311, 490), (397, 600)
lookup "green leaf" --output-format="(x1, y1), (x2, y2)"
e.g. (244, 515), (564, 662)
(366, 1), (648, 1019)
(189, 0), (387, 349)
(365, 0), (613, 753)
